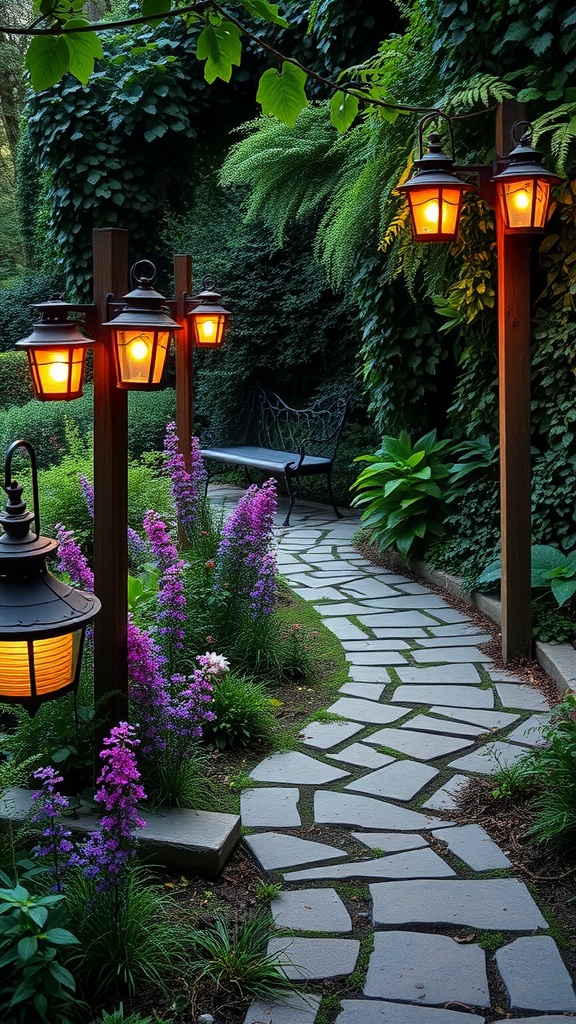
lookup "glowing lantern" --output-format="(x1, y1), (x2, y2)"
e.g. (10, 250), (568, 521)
(396, 115), (476, 242)
(16, 301), (92, 401)
(104, 260), (182, 389)
(492, 121), (562, 233)
(0, 440), (100, 711)
(188, 277), (230, 349)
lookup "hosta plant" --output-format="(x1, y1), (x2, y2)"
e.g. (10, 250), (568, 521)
(478, 544), (576, 607)
(350, 430), (454, 557)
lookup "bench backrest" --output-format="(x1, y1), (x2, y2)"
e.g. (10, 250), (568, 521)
(249, 388), (348, 460)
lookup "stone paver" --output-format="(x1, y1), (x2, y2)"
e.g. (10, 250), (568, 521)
(229, 496), (570, 1022)
(327, 743), (395, 769)
(314, 791), (448, 831)
(401, 713), (485, 737)
(240, 787), (301, 827)
(396, 664), (481, 684)
(412, 648), (491, 663)
(345, 760), (439, 801)
(495, 936), (576, 1012)
(449, 740), (531, 774)
(431, 823), (512, 871)
(371, 879), (547, 930)
(283, 847), (455, 882)
(267, 937), (360, 980)
(351, 831), (428, 852)
(338, 682), (386, 700)
(243, 993), (322, 1024)
(393, 685), (494, 708)
(298, 720), (364, 750)
(249, 751), (349, 785)
(271, 888), (352, 933)
(335, 1001), (485, 1024)
(422, 773), (470, 811)
(363, 726), (474, 761)
(364, 931), (490, 1006)
(327, 698), (410, 725)
(495, 682), (551, 711)
(244, 832), (346, 871)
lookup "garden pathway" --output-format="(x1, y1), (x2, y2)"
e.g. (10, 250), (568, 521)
(214, 490), (576, 1024)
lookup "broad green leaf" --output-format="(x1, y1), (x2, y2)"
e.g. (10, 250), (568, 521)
(26, 35), (70, 91)
(330, 90), (359, 132)
(27, 905), (48, 929)
(237, 0), (289, 27)
(551, 576), (576, 606)
(256, 62), (308, 127)
(17, 936), (38, 962)
(42, 926), (79, 945)
(477, 559), (501, 585)
(142, 0), (171, 20)
(406, 450), (426, 469)
(65, 31), (103, 86)
(196, 22), (242, 84)
(531, 544), (568, 585)
(381, 435), (412, 460)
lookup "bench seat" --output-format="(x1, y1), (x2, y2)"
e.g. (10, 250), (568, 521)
(199, 389), (348, 525)
(199, 445), (331, 475)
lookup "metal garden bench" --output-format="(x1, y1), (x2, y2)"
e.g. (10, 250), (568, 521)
(199, 388), (348, 526)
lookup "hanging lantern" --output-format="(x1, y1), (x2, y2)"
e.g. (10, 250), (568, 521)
(188, 276), (230, 349)
(103, 260), (182, 389)
(397, 114), (476, 242)
(492, 121), (562, 233)
(16, 301), (93, 401)
(0, 440), (100, 711)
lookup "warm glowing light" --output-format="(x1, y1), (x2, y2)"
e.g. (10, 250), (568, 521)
(128, 338), (149, 362)
(48, 359), (69, 384)
(0, 631), (78, 699)
(424, 200), (440, 224)
(513, 189), (530, 210)
(200, 320), (215, 340)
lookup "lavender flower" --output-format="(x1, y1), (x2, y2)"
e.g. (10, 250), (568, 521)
(79, 474), (94, 518)
(214, 479), (278, 618)
(143, 511), (186, 653)
(127, 617), (170, 754)
(163, 421), (207, 530)
(31, 766), (77, 892)
(80, 722), (146, 892)
(55, 523), (94, 591)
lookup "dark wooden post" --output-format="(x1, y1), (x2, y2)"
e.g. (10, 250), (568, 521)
(173, 254), (194, 467)
(92, 228), (130, 731)
(495, 102), (532, 662)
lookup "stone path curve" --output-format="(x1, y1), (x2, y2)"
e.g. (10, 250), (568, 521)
(228, 495), (576, 1024)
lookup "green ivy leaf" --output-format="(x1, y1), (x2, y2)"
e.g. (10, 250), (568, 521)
(257, 62), (308, 126)
(196, 21), (242, 84)
(142, 0), (172, 21)
(237, 0), (290, 28)
(26, 35), (70, 91)
(330, 90), (359, 132)
(63, 25), (104, 86)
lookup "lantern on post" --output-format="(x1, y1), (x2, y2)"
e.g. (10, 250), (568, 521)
(0, 440), (100, 711)
(397, 112), (476, 242)
(16, 301), (93, 401)
(188, 276), (230, 349)
(104, 260), (183, 389)
(492, 121), (562, 233)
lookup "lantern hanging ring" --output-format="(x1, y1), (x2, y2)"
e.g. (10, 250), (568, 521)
(4, 439), (41, 538)
(131, 259), (158, 289)
(202, 273), (218, 292)
(512, 120), (533, 147)
(417, 110), (456, 162)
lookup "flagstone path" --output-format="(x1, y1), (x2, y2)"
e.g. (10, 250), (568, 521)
(215, 492), (576, 1024)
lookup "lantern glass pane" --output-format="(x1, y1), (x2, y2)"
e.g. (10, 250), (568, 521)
(0, 629), (81, 699)
(115, 330), (170, 385)
(193, 313), (225, 348)
(497, 178), (551, 232)
(28, 347), (86, 401)
(408, 186), (463, 241)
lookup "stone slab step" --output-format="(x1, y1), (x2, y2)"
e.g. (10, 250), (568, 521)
(0, 786), (240, 877)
